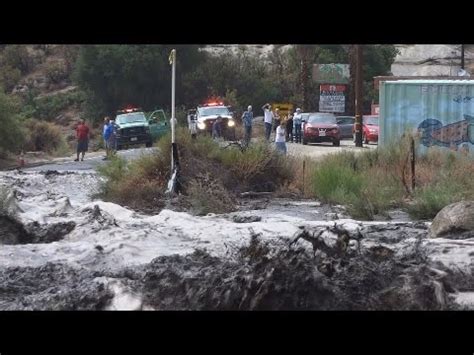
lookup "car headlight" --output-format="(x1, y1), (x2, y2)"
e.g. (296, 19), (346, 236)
(228, 119), (235, 127)
(197, 122), (206, 130)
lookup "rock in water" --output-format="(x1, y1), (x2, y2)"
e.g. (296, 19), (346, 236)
(429, 201), (474, 239)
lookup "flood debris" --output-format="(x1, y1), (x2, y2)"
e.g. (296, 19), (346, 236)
(0, 215), (75, 245)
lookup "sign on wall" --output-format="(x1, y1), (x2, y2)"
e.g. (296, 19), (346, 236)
(313, 64), (350, 84)
(319, 84), (346, 113)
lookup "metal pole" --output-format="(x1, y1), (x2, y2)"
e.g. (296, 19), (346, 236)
(461, 44), (465, 70)
(354, 45), (363, 147)
(171, 49), (176, 169)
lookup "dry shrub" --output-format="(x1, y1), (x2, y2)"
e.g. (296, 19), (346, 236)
(24, 119), (66, 154)
(186, 173), (236, 215)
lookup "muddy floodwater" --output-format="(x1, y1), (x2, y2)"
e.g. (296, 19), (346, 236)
(1, 169), (474, 310)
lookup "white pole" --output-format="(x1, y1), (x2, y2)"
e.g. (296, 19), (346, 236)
(171, 49), (176, 145)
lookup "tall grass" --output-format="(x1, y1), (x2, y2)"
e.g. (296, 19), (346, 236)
(308, 136), (474, 220)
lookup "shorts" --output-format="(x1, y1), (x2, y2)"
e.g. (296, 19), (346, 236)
(77, 139), (89, 153)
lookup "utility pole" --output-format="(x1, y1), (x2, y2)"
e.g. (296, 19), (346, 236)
(166, 48), (180, 195)
(354, 44), (363, 147)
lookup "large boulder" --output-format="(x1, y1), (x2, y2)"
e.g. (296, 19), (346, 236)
(429, 201), (474, 239)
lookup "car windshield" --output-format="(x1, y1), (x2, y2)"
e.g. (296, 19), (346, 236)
(365, 116), (379, 125)
(198, 107), (230, 117)
(116, 112), (147, 124)
(307, 114), (336, 124)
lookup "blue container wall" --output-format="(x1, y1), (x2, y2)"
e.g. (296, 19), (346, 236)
(380, 81), (474, 155)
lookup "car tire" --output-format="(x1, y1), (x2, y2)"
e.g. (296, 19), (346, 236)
(302, 138), (308, 145)
(364, 134), (369, 144)
(145, 141), (153, 148)
(116, 145), (122, 151)
(333, 140), (340, 147)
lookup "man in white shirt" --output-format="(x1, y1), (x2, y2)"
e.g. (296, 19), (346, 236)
(262, 103), (273, 141)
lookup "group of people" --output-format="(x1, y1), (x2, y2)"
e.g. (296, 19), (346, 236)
(74, 116), (118, 162)
(241, 104), (304, 154)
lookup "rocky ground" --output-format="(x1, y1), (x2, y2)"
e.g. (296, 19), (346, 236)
(1, 165), (473, 310)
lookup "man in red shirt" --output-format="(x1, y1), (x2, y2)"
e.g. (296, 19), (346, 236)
(75, 119), (90, 162)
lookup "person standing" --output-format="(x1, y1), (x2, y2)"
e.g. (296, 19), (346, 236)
(273, 108), (281, 133)
(75, 119), (90, 162)
(102, 116), (110, 160)
(293, 108), (302, 143)
(212, 116), (223, 140)
(242, 105), (253, 147)
(262, 103), (273, 141)
(286, 113), (294, 142)
(275, 119), (287, 154)
(107, 117), (118, 157)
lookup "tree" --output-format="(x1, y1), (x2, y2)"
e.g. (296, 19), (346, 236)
(73, 45), (206, 122)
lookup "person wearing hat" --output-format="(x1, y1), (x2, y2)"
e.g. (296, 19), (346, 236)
(293, 108), (302, 143)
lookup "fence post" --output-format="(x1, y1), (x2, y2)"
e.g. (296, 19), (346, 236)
(411, 137), (416, 191)
(302, 159), (306, 195)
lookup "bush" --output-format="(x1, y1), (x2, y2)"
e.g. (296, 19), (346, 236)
(28, 90), (86, 121)
(97, 127), (294, 214)
(0, 65), (22, 92)
(23, 119), (66, 154)
(1, 45), (33, 75)
(0, 91), (25, 157)
(97, 155), (166, 212)
(308, 136), (474, 220)
(45, 62), (69, 84)
(407, 184), (463, 220)
(187, 174), (236, 215)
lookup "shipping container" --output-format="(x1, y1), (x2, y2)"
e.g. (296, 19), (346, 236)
(379, 80), (474, 155)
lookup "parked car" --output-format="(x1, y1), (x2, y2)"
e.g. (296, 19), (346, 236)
(302, 112), (341, 146)
(336, 115), (355, 139)
(353, 115), (379, 144)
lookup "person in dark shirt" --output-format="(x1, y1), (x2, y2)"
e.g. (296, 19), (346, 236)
(212, 116), (223, 139)
(286, 113), (294, 142)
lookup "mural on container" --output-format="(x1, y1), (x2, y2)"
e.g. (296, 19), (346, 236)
(418, 114), (474, 152)
(381, 82), (474, 154)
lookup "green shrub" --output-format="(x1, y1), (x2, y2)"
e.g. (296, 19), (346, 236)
(0, 65), (22, 92)
(407, 183), (463, 220)
(1, 45), (33, 74)
(0, 91), (25, 157)
(30, 90), (86, 121)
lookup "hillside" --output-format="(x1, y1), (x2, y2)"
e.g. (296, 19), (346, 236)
(391, 44), (474, 76)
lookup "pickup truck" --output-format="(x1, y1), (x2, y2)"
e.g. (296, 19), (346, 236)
(115, 107), (169, 150)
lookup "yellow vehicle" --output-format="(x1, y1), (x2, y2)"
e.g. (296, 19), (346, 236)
(271, 103), (294, 120)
